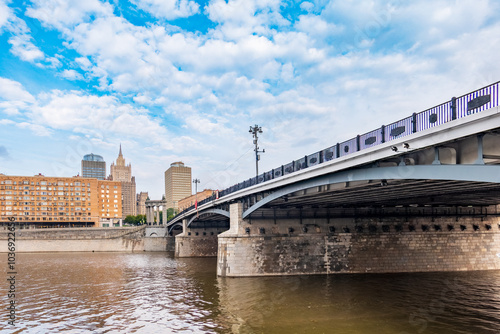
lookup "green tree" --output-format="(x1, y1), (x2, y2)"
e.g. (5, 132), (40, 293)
(124, 214), (146, 225)
(166, 208), (178, 221)
(137, 215), (146, 225)
(124, 215), (137, 225)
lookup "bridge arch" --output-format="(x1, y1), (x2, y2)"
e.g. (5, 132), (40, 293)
(167, 222), (183, 235)
(187, 209), (230, 227)
(242, 164), (500, 218)
(167, 209), (230, 234)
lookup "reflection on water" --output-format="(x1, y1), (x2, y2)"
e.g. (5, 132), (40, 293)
(0, 252), (499, 333)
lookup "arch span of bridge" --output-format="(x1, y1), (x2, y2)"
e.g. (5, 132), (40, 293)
(167, 209), (230, 234)
(242, 164), (500, 218)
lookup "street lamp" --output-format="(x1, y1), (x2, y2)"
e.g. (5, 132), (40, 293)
(249, 124), (265, 178)
(193, 178), (200, 215)
(193, 178), (200, 196)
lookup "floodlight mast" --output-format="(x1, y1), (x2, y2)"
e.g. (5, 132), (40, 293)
(249, 125), (265, 178)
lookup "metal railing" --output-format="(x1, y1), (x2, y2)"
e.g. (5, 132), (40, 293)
(170, 81), (500, 221)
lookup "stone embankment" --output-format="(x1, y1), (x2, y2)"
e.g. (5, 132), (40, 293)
(0, 226), (173, 252)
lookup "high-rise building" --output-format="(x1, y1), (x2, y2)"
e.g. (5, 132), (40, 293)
(0, 174), (122, 227)
(110, 145), (136, 218)
(136, 191), (148, 216)
(81, 153), (106, 180)
(164, 162), (191, 211)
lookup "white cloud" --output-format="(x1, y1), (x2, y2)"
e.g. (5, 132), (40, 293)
(295, 14), (342, 40)
(0, 0), (11, 31)
(45, 56), (62, 69)
(1, 3), (66, 68)
(26, 90), (174, 152)
(16, 122), (52, 136)
(8, 34), (44, 63)
(0, 119), (15, 125)
(206, 0), (289, 40)
(60, 69), (84, 80)
(26, 0), (114, 30)
(0, 77), (35, 115)
(130, 0), (199, 20)
(183, 115), (225, 135)
(0, 77), (35, 103)
(0, 115), (51, 137)
(75, 56), (92, 70)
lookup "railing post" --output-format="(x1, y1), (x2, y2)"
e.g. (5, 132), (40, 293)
(412, 113), (417, 133)
(381, 125), (386, 143)
(450, 97), (457, 120)
(304, 155), (308, 168)
(356, 135), (360, 151)
(336, 143), (340, 158)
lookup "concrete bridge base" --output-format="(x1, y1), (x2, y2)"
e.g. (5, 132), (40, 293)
(143, 236), (175, 252)
(174, 219), (225, 257)
(175, 234), (218, 257)
(217, 203), (500, 277)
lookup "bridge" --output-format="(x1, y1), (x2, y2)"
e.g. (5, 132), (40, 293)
(167, 81), (500, 276)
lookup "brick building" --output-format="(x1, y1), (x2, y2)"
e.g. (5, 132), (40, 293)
(178, 189), (215, 212)
(0, 174), (122, 227)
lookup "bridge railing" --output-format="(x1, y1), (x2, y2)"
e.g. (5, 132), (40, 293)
(168, 81), (500, 223)
(456, 82), (499, 118)
(416, 101), (451, 132)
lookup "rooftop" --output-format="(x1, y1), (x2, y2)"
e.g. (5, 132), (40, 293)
(83, 153), (104, 162)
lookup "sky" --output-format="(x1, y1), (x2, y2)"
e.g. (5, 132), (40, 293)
(1, 0), (500, 200)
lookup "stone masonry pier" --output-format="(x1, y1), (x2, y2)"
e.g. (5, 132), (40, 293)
(217, 203), (500, 277)
(174, 219), (226, 257)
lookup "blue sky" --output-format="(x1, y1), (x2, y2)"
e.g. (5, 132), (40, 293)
(1, 0), (500, 200)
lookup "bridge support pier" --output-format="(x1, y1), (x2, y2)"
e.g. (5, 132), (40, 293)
(217, 203), (500, 277)
(174, 219), (220, 257)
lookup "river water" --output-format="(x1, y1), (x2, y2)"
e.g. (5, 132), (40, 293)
(1, 252), (499, 334)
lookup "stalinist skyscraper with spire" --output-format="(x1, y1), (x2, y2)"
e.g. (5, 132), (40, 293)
(110, 144), (137, 217)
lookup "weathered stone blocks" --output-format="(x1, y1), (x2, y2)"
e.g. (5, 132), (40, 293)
(217, 204), (500, 276)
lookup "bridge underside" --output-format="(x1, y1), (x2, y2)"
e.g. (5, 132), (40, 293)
(168, 213), (229, 235)
(241, 164), (500, 220)
(171, 213), (230, 258)
(248, 178), (500, 220)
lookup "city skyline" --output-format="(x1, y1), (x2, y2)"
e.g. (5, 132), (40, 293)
(1, 0), (500, 199)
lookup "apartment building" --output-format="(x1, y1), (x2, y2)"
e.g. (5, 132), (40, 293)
(0, 174), (122, 227)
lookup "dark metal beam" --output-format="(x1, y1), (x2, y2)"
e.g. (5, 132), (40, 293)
(243, 165), (500, 218)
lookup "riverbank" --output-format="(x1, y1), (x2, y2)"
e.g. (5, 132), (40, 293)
(0, 226), (175, 252)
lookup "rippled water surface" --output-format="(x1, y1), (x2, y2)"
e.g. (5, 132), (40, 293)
(1, 252), (499, 333)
